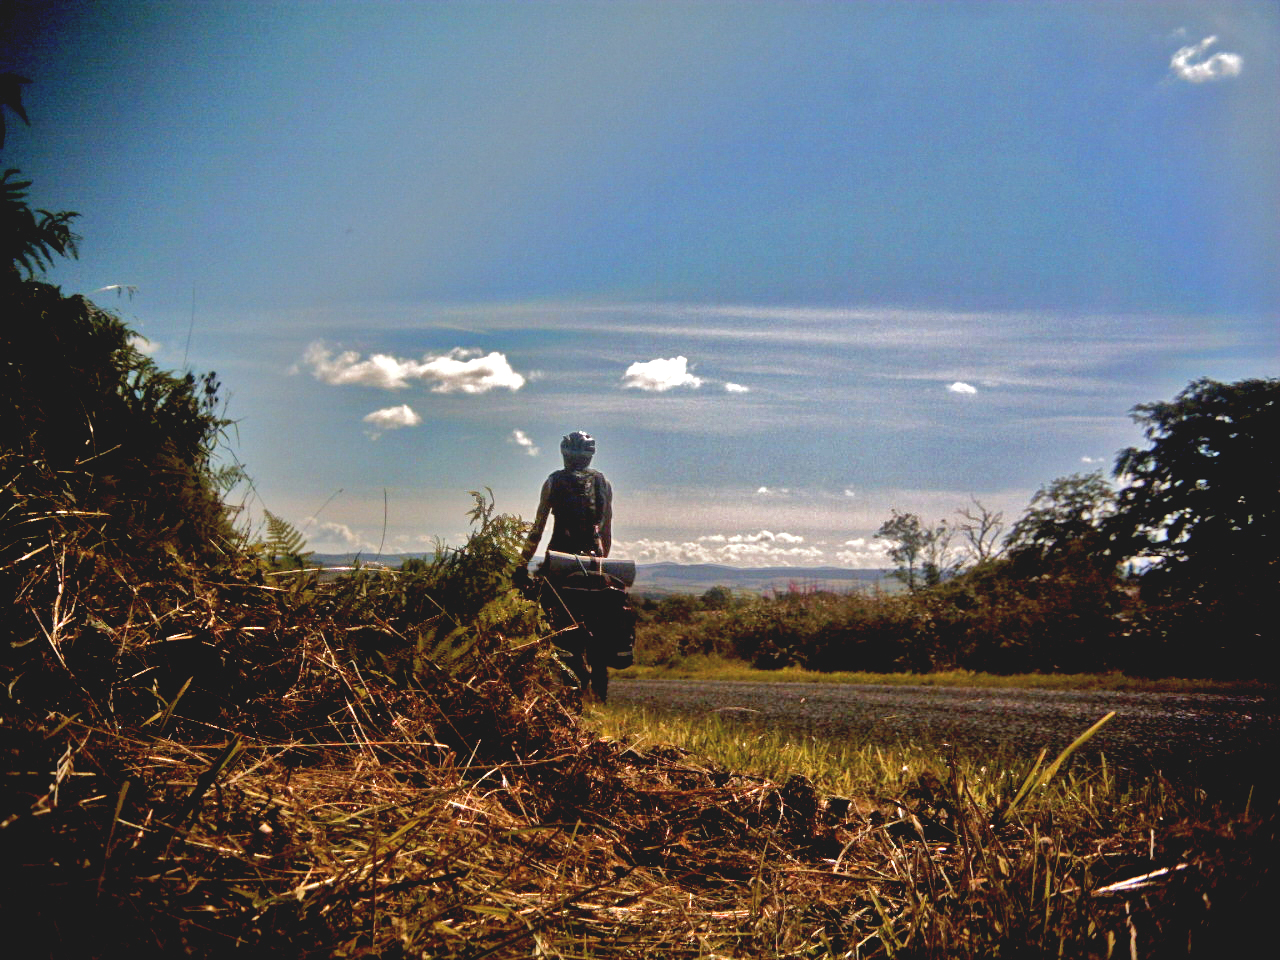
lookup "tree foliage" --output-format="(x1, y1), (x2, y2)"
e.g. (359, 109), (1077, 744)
(1004, 472), (1116, 569)
(875, 510), (957, 590)
(1112, 377), (1278, 583)
(1111, 377), (1278, 654)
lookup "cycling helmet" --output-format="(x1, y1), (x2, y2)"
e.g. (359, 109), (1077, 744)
(560, 431), (596, 457)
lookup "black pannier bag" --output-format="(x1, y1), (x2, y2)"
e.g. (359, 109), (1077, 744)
(541, 552), (636, 670)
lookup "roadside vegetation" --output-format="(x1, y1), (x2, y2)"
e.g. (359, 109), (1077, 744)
(3, 94), (1274, 957)
(617, 658), (1271, 695)
(634, 380), (1276, 683)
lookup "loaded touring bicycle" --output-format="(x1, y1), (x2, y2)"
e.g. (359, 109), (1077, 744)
(532, 551), (636, 703)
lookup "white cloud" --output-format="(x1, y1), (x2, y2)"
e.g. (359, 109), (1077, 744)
(304, 341), (526, 393)
(309, 521), (374, 553)
(615, 535), (823, 567)
(721, 542), (823, 563)
(704, 530), (806, 545)
(1081, 455), (1105, 464)
(95, 283), (139, 299)
(1170, 36), (1243, 83)
(362, 404), (422, 438)
(723, 382), (750, 393)
(843, 489), (858, 498)
(129, 334), (159, 356)
(947, 381), (978, 395)
(622, 355), (703, 391)
(510, 429), (539, 456)
(755, 486), (791, 496)
(835, 539), (892, 568)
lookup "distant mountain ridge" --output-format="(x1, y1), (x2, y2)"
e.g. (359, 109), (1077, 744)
(309, 554), (891, 596)
(631, 562), (889, 596)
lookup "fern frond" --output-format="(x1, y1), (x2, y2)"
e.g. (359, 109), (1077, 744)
(262, 510), (309, 566)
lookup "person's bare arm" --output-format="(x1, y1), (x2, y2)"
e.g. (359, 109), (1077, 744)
(598, 476), (613, 557)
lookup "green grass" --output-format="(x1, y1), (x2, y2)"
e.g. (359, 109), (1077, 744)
(589, 700), (1125, 808)
(587, 698), (1273, 957)
(615, 654), (1273, 694)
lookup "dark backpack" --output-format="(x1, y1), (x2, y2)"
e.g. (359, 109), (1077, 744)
(547, 468), (606, 554)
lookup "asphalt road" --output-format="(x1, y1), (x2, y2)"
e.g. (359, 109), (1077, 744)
(610, 678), (1277, 786)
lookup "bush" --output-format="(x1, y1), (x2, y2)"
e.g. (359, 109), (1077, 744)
(634, 556), (1145, 677)
(924, 554), (1132, 674)
(1, 281), (232, 563)
(1, 279), (242, 716)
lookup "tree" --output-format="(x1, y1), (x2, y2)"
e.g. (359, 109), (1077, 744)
(876, 510), (958, 590)
(1111, 377), (1278, 627)
(1004, 472), (1116, 568)
(955, 496), (1005, 565)
(700, 585), (734, 611)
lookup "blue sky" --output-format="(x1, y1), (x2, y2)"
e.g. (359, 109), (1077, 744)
(5, 1), (1276, 565)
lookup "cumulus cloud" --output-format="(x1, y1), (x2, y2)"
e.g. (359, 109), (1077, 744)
(622, 356), (703, 391)
(755, 486), (791, 496)
(304, 342), (526, 393)
(616, 531), (822, 566)
(611, 528), (896, 568)
(310, 521), (373, 553)
(362, 404), (422, 438)
(703, 530), (805, 545)
(1080, 455), (1105, 464)
(835, 537), (892, 569)
(510, 429), (539, 456)
(308, 520), (439, 556)
(1170, 35), (1242, 83)
(129, 334), (159, 356)
(947, 381), (978, 395)
(724, 382), (750, 393)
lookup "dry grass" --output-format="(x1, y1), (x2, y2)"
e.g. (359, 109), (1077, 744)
(6, 661), (1273, 958)
(2, 495), (1273, 958)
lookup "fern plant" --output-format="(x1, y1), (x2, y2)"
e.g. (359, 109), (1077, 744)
(259, 510), (311, 569)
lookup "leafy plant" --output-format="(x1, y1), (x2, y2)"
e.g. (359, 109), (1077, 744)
(259, 510), (311, 568)
(1, 167), (80, 281)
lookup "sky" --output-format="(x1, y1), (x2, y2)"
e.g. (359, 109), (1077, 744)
(4, 0), (1277, 566)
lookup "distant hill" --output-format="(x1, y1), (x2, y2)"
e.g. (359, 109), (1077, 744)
(630, 562), (891, 597)
(310, 553), (892, 596)
(310, 552), (430, 570)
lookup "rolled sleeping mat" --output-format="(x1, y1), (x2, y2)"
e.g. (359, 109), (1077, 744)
(541, 550), (636, 587)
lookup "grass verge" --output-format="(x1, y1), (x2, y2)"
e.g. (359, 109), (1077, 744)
(587, 700), (1275, 957)
(616, 655), (1274, 694)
